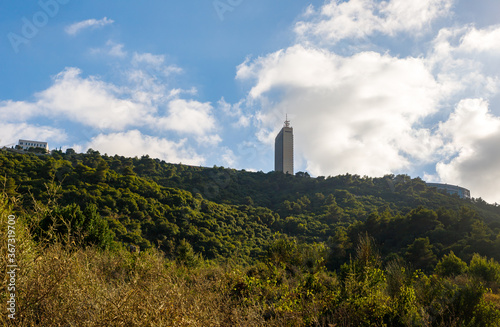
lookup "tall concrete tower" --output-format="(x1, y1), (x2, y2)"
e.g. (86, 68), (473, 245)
(275, 116), (294, 174)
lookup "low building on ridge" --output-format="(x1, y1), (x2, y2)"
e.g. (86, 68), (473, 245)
(18, 139), (49, 152)
(427, 183), (471, 199)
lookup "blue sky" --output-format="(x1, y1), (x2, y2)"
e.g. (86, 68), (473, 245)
(1, 0), (500, 203)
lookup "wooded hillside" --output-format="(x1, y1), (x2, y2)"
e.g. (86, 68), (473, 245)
(2, 149), (500, 325)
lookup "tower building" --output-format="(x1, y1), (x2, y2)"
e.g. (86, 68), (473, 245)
(275, 117), (294, 174)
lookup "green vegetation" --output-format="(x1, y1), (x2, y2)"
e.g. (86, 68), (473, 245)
(1, 149), (500, 325)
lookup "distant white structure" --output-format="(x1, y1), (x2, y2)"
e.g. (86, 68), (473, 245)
(275, 116), (294, 174)
(18, 139), (49, 152)
(427, 183), (471, 199)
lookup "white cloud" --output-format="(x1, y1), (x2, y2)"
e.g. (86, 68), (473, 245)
(439, 99), (499, 149)
(460, 25), (500, 53)
(217, 97), (251, 127)
(235, 115), (251, 128)
(381, 0), (453, 34)
(237, 44), (443, 177)
(65, 17), (114, 36)
(108, 42), (127, 57)
(436, 99), (500, 203)
(132, 52), (183, 76)
(155, 99), (216, 136)
(221, 147), (236, 167)
(430, 25), (500, 71)
(132, 53), (165, 66)
(0, 67), (217, 138)
(90, 41), (127, 58)
(427, 25), (500, 113)
(85, 130), (205, 166)
(35, 67), (151, 130)
(295, 0), (453, 44)
(0, 100), (37, 122)
(107, 41), (127, 58)
(196, 134), (222, 146)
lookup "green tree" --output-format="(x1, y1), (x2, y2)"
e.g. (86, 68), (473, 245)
(469, 254), (500, 284)
(434, 251), (467, 277)
(176, 239), (200, 267)
(82, 204), (115, 249)
(405, 237), (437, 272)
(327, 227), (352, 269)
(93, 160), (109, 183)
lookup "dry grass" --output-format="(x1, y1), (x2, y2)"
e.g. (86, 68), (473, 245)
(1, 242), (277, 326)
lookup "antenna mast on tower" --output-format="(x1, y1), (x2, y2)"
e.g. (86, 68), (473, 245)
(284, 114), (290, 127)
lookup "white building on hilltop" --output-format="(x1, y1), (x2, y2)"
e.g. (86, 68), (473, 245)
(18, 139), (49, 152)
(275, 117), (294, 174)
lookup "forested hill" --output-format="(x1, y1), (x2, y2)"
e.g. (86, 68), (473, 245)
(1, 148), (500, 268)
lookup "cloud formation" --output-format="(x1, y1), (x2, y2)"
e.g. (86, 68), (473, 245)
(65, 17), (114, 36)
(429, 25), (500, 102)
(38, 68), (150, 130)
(91, 41), (127, 58)
(131, 52), (183, 76)
(1, 64), (215, 134)
(295, 0), (453, 44)
(155, 99), (216, 136)
(435, 99), (500, 202)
